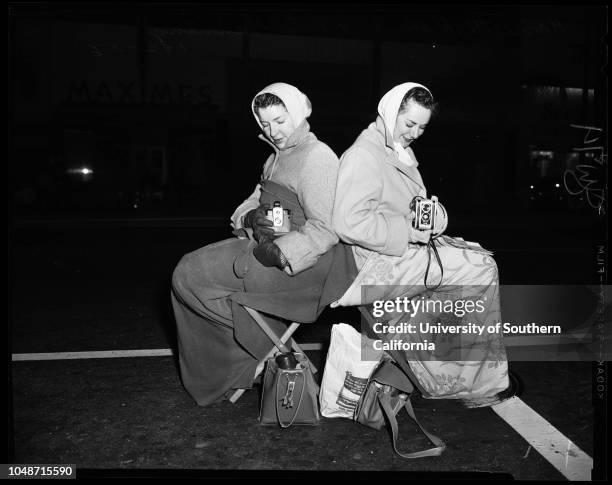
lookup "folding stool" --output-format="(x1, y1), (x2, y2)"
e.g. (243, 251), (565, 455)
(229, 305), (319, 403)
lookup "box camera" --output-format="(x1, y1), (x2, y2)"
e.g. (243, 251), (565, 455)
(266, 201), (291, 233)
(412, 195), (438, 231)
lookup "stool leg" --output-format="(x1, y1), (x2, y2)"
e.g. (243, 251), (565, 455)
(228, 388), (247, 403)
(229, 318), (300, 403)
(228, 353), (270, 403)
(291, 340), (318, 375)
(244, 307), (295, 353)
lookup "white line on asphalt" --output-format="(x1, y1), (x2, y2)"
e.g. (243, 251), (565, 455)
(12, 334), (581, 362)
(14, 217), (228, 228)
(11, 344), (323, 361)
(12, 349), (174, 361)
(491, 396), (593, 481)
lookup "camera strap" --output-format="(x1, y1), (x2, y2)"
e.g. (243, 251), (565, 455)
(424, 237), (443, 291)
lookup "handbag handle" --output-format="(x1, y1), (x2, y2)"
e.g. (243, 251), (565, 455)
(377, 389), (446, 459)
(275, 369), (306, 428)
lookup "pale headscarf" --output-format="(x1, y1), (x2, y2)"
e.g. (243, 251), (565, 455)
(377, 82), (432, 166)
(251, 82), (312, 129)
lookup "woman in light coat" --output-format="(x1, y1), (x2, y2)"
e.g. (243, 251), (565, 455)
(332, 82), (509, 405)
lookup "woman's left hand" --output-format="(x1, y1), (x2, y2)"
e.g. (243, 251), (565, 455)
(253, 239), (288, 270)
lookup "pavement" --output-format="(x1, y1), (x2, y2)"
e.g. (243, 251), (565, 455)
(8, 215), (606, 479)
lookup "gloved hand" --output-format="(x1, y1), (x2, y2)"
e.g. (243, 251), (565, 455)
(243, 203), (274, 242)
(253, 239), (288, 270)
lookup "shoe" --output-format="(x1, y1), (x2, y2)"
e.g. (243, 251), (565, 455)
(496, 370), (522, 401)
(461, 371), (522, 409)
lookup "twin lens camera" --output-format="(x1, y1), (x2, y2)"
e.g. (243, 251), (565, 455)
(410, 195), (439, 231)
(265, 201), (291, 233)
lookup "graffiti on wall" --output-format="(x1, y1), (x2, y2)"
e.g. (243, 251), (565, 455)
(564, 124), (607, 214)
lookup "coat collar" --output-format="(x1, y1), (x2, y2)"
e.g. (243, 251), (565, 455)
(374, 117), (418, 167)
(368, 118), (423, 189)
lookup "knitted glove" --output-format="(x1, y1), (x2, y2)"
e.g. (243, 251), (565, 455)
(253, 239), (289, 269)
(243, 203), (274, 242)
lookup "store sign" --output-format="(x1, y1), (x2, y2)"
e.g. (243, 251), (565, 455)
(64, 80), (214, 106)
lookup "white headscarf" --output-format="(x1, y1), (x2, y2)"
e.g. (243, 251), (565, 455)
(377, 82), (432, 166)
(251, 82), (312, 129)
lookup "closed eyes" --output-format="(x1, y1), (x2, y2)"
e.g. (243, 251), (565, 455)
(262, 118), (285, 127)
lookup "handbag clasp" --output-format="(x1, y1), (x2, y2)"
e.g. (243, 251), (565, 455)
(281, 375), (297, 408)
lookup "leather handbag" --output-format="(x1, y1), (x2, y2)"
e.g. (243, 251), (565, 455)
(355, 358), (446, 458)
(259, 352), (320, 428)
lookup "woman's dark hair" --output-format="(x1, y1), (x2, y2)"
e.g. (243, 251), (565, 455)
(253, 92), (286, 111)
(399, 87), (438, 115)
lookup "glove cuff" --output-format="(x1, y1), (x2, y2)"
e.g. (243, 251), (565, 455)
(242, 209), (255, 228)
(279, 250), (288, 269)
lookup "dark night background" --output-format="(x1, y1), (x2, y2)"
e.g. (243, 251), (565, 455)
(8, 4), (607, 221)
(7, 2), (609, 477)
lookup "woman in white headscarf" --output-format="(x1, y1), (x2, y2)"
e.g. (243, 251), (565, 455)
(172, 83), (355, 406)
(332, 83), (510, 406)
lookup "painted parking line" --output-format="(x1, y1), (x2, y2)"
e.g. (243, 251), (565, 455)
(12, 349), (175, 361)
(14, 217), (228, 228)
(12, 334), (580, 362)
(492, 396), (593, 481)
(11, 344), (323, 361)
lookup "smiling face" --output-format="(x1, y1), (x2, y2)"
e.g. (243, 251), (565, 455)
(256, 105), (297, 149)
(393, 99), (432, 148)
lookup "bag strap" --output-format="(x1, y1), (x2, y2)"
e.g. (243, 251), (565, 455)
(377, 390), (446, 459)
(357, 306), (429, 397)
(424, 237), (443, 291)
(275, 369), (306, 428)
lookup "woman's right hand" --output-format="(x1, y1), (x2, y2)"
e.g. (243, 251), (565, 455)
(243, 203), (274, 242)
(407, 212), (432, 244)
(408, 226), (433, 244)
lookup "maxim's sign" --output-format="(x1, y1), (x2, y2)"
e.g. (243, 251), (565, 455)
(64, 80), (214, 106)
